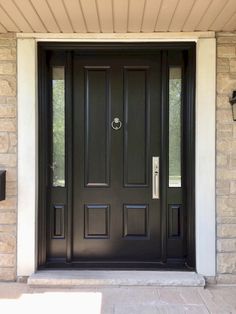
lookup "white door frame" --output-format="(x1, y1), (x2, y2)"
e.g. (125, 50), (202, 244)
(17, 32), (216, 277)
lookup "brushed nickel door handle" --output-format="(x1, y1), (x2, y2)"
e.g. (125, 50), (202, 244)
(152, 157), (159, 199)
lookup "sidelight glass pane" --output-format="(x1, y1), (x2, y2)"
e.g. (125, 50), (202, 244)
(52, 66), (65, 187)
(169, 67), (182, 188)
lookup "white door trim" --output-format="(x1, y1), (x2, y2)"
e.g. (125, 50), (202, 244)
(17, 33), (216, 277)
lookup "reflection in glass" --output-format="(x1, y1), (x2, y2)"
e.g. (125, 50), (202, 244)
(52, 66), (65, 187)
(169, 67), (182, 188)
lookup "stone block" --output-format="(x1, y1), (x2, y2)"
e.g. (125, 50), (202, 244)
(0, 253), (14, 267)
(217, 253), (236, 273)
(217, 274), (236, 284)
(0, 132), (9, 152)
(5, 168), (17, 182)
(230, 181), (236, 194)
(217, 224), (236, 238)
(230, 154), (236, 168)
(227, 198), (236, 208)
(8, 132), (16, 153)
(6, 97), (16, 104)
(6, 181), (16, 196)
(0, 224), (16, 233)
(217, 217), (236, 223)
(230, 58), (236, 72)
(217, 58), (230, 72)
(0, 78), (16, 96)
(216, 109), (232, 124)
(217, 73), (236, 94)
(0, 212), (16, 224)
(0, 96), (6, 104)
(216, 154), (228, 167)
(216, 180), (230, 195)
(217, 138), (232, 153)
(0, 48), (16, 61)
(217, 95), (230, 109)
(0, 267), (15, 281)
(0, 154), (16, 167)
(217, 196), (236, 214)
(217, 197), (229, 211)
(0, 234), (15, 253)
(0, 38), (16, 47)
(232, 140), (236, 151)
(0, 104), (16, 118)
(0, 198), (16, 210)
(217, 168), (236, 180)
(233, 125), (236, 138)
(0, 62), (16, 75)
(217, 36), (236, 44)
(217, 239), (236, 252)
(217, 45), (235, 58)
(217, 123), (232, 138)
(0, 119), (16, 132)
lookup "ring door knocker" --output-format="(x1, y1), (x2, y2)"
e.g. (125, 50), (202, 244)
(111, 117), (122, 130)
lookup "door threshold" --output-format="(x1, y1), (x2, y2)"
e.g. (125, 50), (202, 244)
(28, 270), (205, 288)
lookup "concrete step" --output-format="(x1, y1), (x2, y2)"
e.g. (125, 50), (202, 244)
(28, 270), (205, 287)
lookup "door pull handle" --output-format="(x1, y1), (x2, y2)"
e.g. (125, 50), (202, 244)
(152, 157), (159, 199)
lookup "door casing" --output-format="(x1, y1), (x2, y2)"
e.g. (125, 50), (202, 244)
(37, 42), (196, 270)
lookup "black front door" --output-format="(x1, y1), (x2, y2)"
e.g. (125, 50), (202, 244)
(38, 43), (196, 269)
(73, 54), (161, 264)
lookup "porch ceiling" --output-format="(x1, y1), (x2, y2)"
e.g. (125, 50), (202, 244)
(0, 0), (235, 34)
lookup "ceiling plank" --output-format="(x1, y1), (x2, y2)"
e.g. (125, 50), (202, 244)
(30, 0), (60, 33)
(96, 0), (113, 33)
(12, 0), (47, 32)
(183, 0), (212, 31)
(169, 0), (195, 31)
(128, 0), (145, 32)
(63, 0), (87, 33)
(0, 5), (19, 31)
(141, 0), (162, 32)
(0, 23), (7, 33)
(155, 0), (180, 32)
(210, 0), (236, 31)
(196, 0), (228, 31)
(47, 0), (74, 33)
(222, 12), (236, 31)
(0, 0), (32, 32)
(79, 0), (100, 33)
(113, 0), (129, 33)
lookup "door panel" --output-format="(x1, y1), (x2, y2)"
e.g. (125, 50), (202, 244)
(124, 67), (149, 187)
(84, 67), (111, 187)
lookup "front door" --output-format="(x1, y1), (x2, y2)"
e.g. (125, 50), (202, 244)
(38, 43), (195, 269)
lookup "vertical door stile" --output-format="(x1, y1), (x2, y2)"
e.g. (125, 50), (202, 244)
(66, 51), (73, 263)
(161, 50), (168, 263)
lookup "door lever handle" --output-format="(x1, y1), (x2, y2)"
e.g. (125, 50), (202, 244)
(152, 157), (159, 199)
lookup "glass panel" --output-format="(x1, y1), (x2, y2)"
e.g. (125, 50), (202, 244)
(169, 67), (182, 188)
(52, 66), (65, 187)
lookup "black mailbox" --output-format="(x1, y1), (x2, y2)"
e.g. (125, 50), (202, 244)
(0, 170), (6, 201)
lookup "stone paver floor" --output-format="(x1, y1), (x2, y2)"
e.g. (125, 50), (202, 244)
(0, 283), (236, 313)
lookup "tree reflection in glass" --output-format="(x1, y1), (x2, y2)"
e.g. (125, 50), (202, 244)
(169, 67), (182, 188)
(52, 66), (65, 187)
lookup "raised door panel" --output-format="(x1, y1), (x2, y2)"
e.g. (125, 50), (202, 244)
(124, 67), (150, 187)
(84, 67), (111, 187)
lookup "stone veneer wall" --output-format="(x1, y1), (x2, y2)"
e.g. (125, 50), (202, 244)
(0, 33), (17, 281)
(216, 32), (236, 283)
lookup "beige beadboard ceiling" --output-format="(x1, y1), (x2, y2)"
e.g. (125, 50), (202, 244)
(0, 0), (235, 33)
